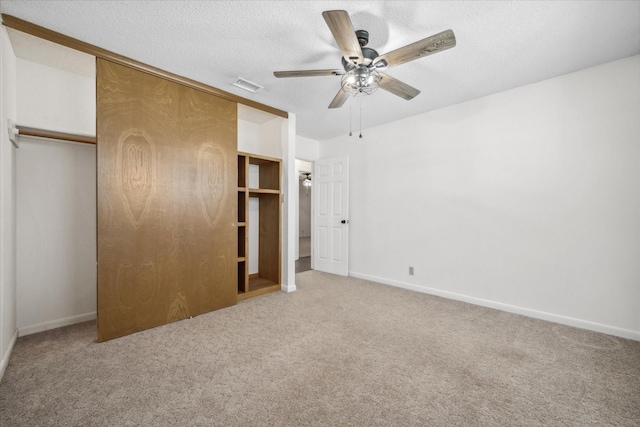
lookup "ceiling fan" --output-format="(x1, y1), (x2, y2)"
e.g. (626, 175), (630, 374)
(274, 10), (456, 109)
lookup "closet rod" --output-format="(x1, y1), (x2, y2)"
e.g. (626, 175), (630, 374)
(16, 125), (96, 145)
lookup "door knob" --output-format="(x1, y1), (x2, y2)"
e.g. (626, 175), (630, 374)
(341, 219), (349, 224)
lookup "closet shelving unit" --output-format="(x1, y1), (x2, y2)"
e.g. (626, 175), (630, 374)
(237, 152), (281, 301)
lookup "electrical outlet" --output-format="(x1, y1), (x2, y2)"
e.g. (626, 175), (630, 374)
(409, 266), (414, 276)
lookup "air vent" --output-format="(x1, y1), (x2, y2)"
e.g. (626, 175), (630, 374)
(233, 77), (264, 93)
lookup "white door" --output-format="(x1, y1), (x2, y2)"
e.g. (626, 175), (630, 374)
(313, 156), (349, 276)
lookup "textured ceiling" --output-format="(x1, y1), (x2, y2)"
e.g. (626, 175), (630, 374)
(1, 1), (639, 141)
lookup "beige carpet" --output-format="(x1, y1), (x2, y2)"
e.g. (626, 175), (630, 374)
(1, 271), (639, 426)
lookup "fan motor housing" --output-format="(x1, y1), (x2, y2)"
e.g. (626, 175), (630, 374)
(341, 46), (379, 70)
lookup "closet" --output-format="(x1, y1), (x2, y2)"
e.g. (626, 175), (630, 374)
(6, 16), (288, 342)
(237, 153), (282, 300)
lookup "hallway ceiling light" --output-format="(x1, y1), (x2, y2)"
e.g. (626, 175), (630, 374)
(302, 173), (312, 187)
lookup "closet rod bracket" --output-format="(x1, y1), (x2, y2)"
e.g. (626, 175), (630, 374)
(7, 120), (19, 148)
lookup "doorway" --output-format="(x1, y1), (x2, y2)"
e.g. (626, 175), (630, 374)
(296, 159), (313, 273)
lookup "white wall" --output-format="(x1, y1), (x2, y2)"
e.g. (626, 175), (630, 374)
(238, 119), (261, 155)
(16, 58), (95, 135)
(296, 135), (319, 162)
(281, 115), (297, 291)
(16, 139), (96, 335)
(0, 26), (18, 380)
(248, 166), (259, 275)
(261, 117), (284, 159)
(238, 117), (284, 159)
(320, 55), (640, 340)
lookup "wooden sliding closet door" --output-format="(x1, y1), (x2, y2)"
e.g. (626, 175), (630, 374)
(96, 59), (237, 341)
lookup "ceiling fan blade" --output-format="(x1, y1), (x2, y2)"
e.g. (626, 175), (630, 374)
(322, 10), (363, 65)
(378, 29), (456, 68)
(328, 89), (349, 109)
(274, 69), (344, 78)
(378, 73), (420, 100)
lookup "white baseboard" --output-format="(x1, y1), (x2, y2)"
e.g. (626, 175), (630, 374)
(1, 328), (18, 381)
(349, 271), (640, 342)
(281, 283), (297, 293)
(18, 312), (96, 337)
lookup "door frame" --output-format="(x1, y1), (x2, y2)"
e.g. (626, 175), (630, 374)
(295, 158), (314, 269)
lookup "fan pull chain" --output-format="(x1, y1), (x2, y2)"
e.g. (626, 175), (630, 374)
(349, 105), (352, 137)
(359, 103), (363, 138)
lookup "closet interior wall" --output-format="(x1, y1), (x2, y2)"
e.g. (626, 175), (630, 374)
(16, 136), (96, 335)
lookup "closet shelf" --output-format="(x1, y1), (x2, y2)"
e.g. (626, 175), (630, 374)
(248, 188), (280, 195)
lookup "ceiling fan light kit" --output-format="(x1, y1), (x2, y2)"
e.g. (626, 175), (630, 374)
(341, 66), (381, 96)
(274, 10), (456, 109)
